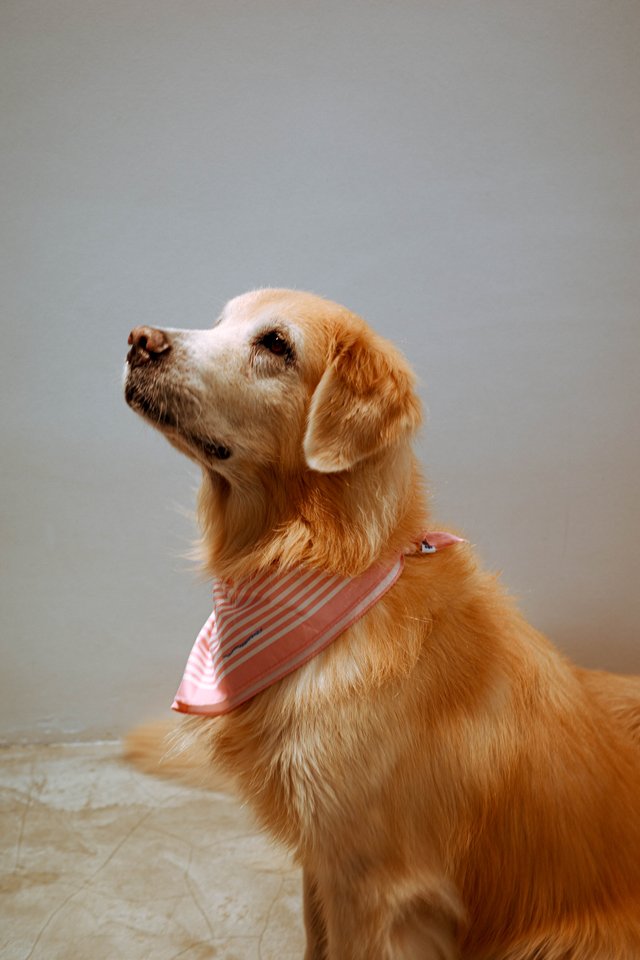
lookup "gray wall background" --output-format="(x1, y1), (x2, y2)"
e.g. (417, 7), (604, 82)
(1, 0), (638, 743)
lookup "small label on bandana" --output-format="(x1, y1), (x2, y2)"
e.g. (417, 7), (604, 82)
(172, 531), (464, 716)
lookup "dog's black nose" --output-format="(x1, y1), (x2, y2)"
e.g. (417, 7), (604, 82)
(127, 326), (172, 363)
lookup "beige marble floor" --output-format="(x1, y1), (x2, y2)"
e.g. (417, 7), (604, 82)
(0, 742), (304, 959)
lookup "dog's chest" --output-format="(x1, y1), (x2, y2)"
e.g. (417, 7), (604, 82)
(212, 659), (401, 849)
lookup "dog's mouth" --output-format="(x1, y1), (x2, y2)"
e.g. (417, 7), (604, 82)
(124, 381), (177, 428)
(124, 371), (232, 463)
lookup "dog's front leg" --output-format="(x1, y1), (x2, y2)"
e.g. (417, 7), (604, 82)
(303, 867), (329, 960)
(316, 873), (460, 960)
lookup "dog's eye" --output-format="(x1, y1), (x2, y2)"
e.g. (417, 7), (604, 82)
(257, 331), (292, 359)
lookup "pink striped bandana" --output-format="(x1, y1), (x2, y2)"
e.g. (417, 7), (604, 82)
(172, 532), (464, 716)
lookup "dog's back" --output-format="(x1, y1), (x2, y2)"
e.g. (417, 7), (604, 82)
(578, 668), (640, 745)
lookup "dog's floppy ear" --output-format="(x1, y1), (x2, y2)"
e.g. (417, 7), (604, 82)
(303, 329), (422, 473)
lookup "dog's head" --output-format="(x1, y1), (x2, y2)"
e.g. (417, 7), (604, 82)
(125, 289), (424, 574)
(125, 289), (421, 479)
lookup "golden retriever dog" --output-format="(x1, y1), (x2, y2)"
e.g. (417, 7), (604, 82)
(124, 289), (640, 959)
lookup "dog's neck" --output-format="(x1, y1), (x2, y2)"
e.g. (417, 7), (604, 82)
(196, 445), (429, 581)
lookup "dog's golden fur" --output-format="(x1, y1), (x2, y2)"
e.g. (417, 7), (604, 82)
(124, 289), (640, 958)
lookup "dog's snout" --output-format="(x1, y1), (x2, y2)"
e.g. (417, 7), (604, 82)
(127, 325), (172, 363)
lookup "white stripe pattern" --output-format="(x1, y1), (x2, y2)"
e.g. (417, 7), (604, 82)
(172, 558), (404, 715)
